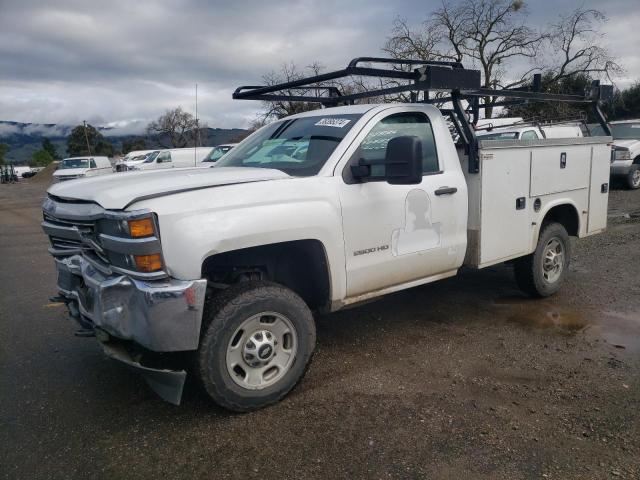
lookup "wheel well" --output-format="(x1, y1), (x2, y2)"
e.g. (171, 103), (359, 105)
(633, 155), (640, 165)
(202, 240), (331, 312)
(542, 204), (579, 236)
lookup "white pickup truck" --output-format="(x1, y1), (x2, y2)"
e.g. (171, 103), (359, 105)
(41, 59), (612, 411)
(589, 119), (640, 189)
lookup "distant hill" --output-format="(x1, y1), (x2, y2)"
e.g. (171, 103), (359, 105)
(0, 121), (248, 164)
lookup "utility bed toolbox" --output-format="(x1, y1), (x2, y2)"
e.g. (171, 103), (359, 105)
(463, 136), (611, 268)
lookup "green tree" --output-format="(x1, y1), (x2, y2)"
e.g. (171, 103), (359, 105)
(605, 83), (640, 120)
(42, 138), (59, 160)
(67, 123), (114, 157)
(30, 149), (54, 167)
(0, 143), (8, 165)
(121, 138), (147, 154)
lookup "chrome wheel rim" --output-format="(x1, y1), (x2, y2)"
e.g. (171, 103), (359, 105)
(632, 169), (640, 187)
(542, 238), (565, 284)
(226, 311), (298, 390)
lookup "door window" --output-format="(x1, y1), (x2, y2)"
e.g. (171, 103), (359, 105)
(90, 160), (97, 168)
(156, 152), (172, 163)
(348, 112), (439, 180)
(520, 130), (539, 140)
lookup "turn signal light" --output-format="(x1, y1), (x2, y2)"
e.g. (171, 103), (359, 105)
(128, 218), (154, 237)
(134, 253), (163, 272)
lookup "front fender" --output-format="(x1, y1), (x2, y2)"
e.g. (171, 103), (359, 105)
(132, 177), (348, 303)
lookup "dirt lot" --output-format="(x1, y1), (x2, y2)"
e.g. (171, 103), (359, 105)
(1, 179), (639, 480)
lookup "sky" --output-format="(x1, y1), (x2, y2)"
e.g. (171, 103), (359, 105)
(1, 0), (639, 134)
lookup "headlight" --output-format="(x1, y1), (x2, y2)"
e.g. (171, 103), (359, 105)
(614, 150), (631, 161)
(97, 213), (165, 275)
(133, 253), (163, 272)
(128, 217), (155, 237)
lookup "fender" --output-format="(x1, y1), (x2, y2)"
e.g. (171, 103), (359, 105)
(530, 198), (582, 253)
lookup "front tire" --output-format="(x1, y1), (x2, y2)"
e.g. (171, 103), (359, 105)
(627, 164), (640, 190)
(195, 281), (316, 412)
(513, 222), (571, 297)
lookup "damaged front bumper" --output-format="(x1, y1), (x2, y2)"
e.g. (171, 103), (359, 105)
(55, 255), (207, 404)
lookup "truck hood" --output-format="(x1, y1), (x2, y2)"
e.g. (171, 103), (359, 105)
(612, 139), (640, 150)
(47, 166), (291, 210)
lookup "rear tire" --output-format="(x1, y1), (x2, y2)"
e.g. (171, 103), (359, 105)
(195, 281), (316, 412)
(627, 164), (640, 190)
(514, 222), (571, 297)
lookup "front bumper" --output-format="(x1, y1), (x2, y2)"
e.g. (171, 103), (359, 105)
(56, 255), (207, 352)
(610, 159), (633, 176)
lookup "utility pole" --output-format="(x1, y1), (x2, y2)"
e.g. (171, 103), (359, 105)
(83, 121), (92, 155)
(193, 83), (201, 165)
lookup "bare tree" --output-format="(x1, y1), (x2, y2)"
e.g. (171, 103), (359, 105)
(544, 8), (621, 85)
(385, 0), (547, 117)
(258, 62), (326, 122)
(146, 107), (208, 148)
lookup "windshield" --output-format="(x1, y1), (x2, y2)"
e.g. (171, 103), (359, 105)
(143, 151), (160, 163)
(215, 114), (362, 176)
(203, 146), (234, 162)
(589, 123), (640, 139)
(477, 131), (518, 140)
(59, 159), (89, 169)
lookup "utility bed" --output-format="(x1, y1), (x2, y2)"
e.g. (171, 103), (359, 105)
(463, 136), (611, 268)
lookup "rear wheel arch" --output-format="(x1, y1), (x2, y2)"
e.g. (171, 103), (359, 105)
(201, 239), (332, 312)
(540, 203), (580, 237)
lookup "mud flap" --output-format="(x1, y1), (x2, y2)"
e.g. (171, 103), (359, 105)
(100, 342), (187, 406)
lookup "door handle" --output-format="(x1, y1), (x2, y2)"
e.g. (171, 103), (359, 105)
(435, 187), (457, 196)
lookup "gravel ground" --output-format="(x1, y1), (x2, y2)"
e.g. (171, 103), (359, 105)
(1, 180), (639, 480)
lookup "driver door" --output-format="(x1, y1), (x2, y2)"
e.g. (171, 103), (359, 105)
(337, 108), (466, 298)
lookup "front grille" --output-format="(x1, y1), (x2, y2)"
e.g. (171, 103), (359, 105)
(42, 210), (107, 261)
(115, 164), (128, 172)
(42, 196), (167, 280)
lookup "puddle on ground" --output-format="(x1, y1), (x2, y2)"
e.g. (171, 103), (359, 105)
(492, 297), (640, 353)
(508, 309), (588, 332)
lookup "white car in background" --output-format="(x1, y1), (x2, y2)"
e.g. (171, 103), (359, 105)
(115, 150), (159, 172)
(53, 156), (113, 181)
(127, 147), (213, 171)
(476, 123), (583, 141)
(201, 144), (238, 164)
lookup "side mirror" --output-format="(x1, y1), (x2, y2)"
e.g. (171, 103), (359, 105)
(384, 136), (423, 185)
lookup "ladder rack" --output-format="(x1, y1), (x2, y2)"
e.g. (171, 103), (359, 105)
(232, 57), (613, 173)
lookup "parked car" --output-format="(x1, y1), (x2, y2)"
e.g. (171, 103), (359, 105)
(115, 150), (159, 172)
(126, 147), (213, 171)
(52, 156), (112, 181)
(201, 144), (238, 163)
(21, 167), (43, 178)
(476, 123), (583, 141)
(588, 119), (640, 189)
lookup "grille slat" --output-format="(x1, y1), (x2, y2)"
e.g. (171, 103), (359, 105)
(43, 209), (99, 258)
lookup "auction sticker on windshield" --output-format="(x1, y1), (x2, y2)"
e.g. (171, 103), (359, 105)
(315, 118), (351, 128)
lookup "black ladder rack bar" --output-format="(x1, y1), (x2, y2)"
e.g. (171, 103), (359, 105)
(232, 57), (613, 173)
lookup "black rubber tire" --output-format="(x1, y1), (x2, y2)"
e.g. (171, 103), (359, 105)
(513, 222), (571, 298)
(626, 164), (640, 190)
(195, 281), (316, 412)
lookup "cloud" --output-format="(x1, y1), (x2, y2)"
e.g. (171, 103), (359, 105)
(0, 0), (638, 129)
